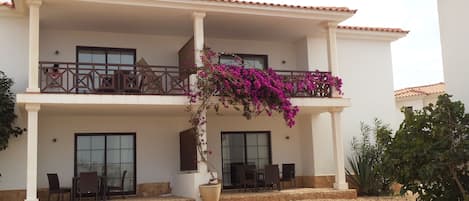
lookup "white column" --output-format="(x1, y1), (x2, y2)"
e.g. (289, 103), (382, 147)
(25, 103), (40, 201)
(192, 11), (207, 173)
(330, 108), (348, 190)
(26, 0), (42, 93)
(193, 12), (205, 68)
(326, 22), (340, 97)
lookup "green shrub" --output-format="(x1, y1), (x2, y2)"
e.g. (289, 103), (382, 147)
(347, 119), (393, 196)
(385, 94), (469, 201)
(0, 71), (24, 151)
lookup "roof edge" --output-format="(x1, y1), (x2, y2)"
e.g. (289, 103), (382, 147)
(202, 0), (357, 14)
(337, 25), (409, 41)
(394, 82), (445, 99)
(338, 25), (409, 34)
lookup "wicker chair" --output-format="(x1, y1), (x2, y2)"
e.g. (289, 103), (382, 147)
(264, 165), (280, 191)
(77, 172), (100, 201)
(108, 170), (127, 198)
(237, 165), (258, 191)
(281, 163), (296, 189)
(47, 173), (71, 201)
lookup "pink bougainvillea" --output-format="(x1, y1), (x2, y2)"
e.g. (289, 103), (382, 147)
(189, 50), (343, 128)
(187, 50), (343, 183)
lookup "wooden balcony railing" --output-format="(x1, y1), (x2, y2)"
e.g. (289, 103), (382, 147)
(39, 62), (190, 95)
(275, 70), (332, 98)
(38, 62), (332, 97)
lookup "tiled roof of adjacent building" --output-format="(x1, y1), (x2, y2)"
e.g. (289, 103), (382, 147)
(395, 82), (445, 99)
(203, 0), (357, 13)
(338, 25), (410, 34)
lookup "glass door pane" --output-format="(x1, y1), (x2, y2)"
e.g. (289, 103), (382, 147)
(76, 136), (106, 176)
(106, 135), (135, 192)
(221, 133), (245, 187)
(246, 133), (270, 170)
(221, 132), (271, 189)
(243, 56), (266, 70)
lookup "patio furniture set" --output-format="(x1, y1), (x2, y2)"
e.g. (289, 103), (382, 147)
(232, 163), (296, 191)
(46, 171), (127, 201)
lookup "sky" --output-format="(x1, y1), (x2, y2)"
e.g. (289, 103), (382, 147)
(256, 0), (444, 90)
(0, 0), (444, 90)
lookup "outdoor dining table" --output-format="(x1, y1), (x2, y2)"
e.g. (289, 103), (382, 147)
(71, 176), (108, 201)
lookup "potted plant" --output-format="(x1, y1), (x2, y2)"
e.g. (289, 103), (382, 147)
(187, 50), (342, 201)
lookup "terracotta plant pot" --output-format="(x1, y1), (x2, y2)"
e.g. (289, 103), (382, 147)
(199, 183), (222, 201)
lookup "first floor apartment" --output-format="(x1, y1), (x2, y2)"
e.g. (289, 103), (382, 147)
(0, 96), (354, 201)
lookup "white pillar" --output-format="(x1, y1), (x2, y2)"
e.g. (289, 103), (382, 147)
(193, 12), (205, 68)
(326, 22), (340, 97)
(330, 108), (348, 190)
(192, 11), (207, 173)
(26, 0), (42, 93)
(25, 103), (40, 201)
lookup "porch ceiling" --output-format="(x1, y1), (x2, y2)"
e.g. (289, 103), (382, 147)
(40, 0), (326, 41)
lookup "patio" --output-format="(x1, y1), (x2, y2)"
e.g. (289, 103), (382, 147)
(220, 188), (357, 201)
(62, 188), (356, 201)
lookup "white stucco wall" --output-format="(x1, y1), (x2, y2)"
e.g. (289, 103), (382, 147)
(0, 16), (29, 93)
(438, 0), (469, 109)
(0, 16), (29, 190)
(337, 38), (397, 173)
(39, 29), (300, 71)
(206, 38), (299, 70)
(1, 112), (315, 190)
(35, 114), (192, 189)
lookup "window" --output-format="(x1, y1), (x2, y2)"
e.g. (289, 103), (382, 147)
(75, 133), (136, 195)
(77, 46), (136, 65)
(221, 131), (271, 188)
(219, 54), (268, 70)
(76, 46), (136, 93)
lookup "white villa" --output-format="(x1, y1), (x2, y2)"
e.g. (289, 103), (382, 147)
(394, 82), (445, 124)
(438, 0), (469, 110)
(0, 0), (407, 201)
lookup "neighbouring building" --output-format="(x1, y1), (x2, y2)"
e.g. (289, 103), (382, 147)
(394, 82), (445, 124)
(0, 0), (407, 201)
(438, 0), (469, 109)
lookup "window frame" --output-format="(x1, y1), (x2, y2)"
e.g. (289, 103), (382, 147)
(218, 53), (269, 70)
(76, 46), (137, 72)
(220, 131), (272, 189)
(74, 132), (137, 195)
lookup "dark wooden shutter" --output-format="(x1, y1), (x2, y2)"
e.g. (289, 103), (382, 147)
(179, 128), (198, 171)
(178, 37), (195, 80)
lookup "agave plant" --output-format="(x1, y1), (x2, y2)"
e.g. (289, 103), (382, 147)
(347, 151), (380, 195)
(346, 119), (393, 196)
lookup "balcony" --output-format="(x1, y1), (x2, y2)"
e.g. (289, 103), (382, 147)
(39, 62), (332, 98)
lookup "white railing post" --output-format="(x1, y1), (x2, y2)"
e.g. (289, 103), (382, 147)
(25, 103), (40, 201)
(26, 0), (42, 93)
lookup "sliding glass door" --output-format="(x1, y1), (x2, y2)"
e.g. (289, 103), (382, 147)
(75, 133), (136, 194)
(221, 131), (271, 188)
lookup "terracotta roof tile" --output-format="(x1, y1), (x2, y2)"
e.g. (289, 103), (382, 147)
(395, 82), (445, 99)
(203, 0), (357, 13)
(338, 25), (409, 34)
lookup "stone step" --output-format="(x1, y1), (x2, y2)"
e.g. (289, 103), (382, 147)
(220, 188), (357, 201)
